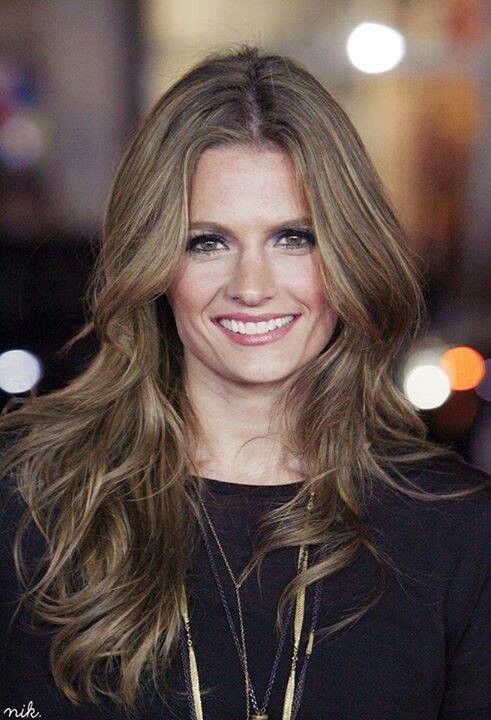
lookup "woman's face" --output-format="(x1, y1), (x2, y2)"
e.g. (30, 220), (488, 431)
(166, 145), (338, 387)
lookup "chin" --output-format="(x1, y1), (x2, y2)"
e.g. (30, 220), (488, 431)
(228, 365), (299, 385)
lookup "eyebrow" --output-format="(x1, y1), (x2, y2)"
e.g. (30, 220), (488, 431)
(188, 217), (313, 234)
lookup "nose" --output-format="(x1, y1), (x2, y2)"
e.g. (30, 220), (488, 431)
(225, 246), (276, 305)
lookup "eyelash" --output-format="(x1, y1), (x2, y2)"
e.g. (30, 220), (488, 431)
(185, 229), (315, 255)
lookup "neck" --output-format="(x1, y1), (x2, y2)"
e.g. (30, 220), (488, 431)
(184, 364), (304, 486)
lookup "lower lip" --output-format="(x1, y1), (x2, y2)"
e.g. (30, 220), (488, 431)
(213, 316), (301, 346)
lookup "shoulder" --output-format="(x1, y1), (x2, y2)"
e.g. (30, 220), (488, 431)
(400, 453), (490, 491)
(399, 454), (489, 516)
(369, 453), (490, 512)
(405, 455), (490, 543)
(365, 454), (490, 567)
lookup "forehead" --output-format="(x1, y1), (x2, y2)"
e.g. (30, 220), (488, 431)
(188, 145), (309, 225)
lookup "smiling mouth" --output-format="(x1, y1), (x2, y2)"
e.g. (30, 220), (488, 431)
(212, 314), (301, 345)
(216, 315), (297, 335)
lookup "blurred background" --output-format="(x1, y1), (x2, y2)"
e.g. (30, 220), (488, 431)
(0, 0), (490, 470)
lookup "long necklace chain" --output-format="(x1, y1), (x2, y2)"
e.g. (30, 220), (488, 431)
(199, 495), (309, 718)
(178, 487), (325, 720)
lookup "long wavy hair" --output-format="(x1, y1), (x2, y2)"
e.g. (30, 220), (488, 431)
(0, 45), (487, 715)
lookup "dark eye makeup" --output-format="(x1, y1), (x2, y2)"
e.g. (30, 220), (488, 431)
(185, 227), (315, 255)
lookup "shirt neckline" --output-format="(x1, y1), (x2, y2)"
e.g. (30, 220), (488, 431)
(189, 475), (304, 497)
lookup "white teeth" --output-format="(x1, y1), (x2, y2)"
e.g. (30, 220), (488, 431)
(218, 315), (295, 335)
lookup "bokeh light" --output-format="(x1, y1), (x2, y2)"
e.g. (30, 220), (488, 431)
(403, 364), (451, 410)
(346, 22), (406, 74)
(0, 349), (43, 394)
(440, 346), (486, 391)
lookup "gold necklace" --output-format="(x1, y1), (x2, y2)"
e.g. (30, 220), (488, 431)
(179, 488), (315, 720)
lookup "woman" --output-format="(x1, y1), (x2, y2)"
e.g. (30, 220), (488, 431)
(0, 45), (489, 720)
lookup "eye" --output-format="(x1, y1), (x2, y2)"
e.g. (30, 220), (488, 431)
(185, 234), (227, 255)
(275, 229), (315, 250)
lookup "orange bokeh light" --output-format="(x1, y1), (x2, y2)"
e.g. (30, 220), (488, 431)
(440, 346), (486, 391)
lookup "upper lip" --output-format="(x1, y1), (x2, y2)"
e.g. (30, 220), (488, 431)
(213, 312), (300, 322)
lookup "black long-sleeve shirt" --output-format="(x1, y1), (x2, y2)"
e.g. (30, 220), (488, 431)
(1, 455), (490, 719)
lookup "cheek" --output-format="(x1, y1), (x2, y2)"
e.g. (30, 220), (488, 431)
(166, 270), (215, 332)
(292, 263), (329, 312)
(167, 264), (195, 311)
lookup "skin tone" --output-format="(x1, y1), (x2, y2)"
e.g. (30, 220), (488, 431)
(166, 145), (338, 485)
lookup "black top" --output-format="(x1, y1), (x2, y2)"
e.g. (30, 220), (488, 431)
(1, 456), (490, 720)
